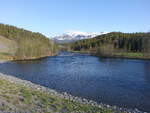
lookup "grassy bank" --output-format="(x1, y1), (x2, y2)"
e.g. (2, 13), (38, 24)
(111, 52), (149, 59)
(0, 74), (113, 113)
(0, 52), (13, 60)
(68, 50), (150, 60)
(95, 52), (150, 60)
(0, 52), (57, 61)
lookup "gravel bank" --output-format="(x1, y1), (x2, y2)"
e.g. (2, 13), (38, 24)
(0, 72), (146, 113)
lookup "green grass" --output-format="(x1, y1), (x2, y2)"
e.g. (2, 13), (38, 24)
(114, 52), (144, 57)
(0, 52), (13, 60)
(20, 88), (32, 104)
(0, 78), (114, 113)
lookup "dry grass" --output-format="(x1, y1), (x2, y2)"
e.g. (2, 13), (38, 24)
(0, 36), (17, 60)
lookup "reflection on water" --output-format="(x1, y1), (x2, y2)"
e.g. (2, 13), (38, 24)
(0, 51), (150, 112)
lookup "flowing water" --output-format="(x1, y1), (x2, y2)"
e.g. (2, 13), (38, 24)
(0, 51), (150, 112)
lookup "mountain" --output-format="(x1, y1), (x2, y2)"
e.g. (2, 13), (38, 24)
(52, 31), (108, 43)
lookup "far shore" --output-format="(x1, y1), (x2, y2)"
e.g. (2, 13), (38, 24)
(67, 50), (150, 60)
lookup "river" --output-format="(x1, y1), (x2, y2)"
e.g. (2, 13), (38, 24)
(0, 51), (150, 112)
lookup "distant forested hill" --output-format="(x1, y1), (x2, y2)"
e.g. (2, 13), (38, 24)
(68, 32), (150, 59)
(0, 23), (57, 60)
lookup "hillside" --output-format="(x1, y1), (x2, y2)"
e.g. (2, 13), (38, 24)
(0, 24), (57, 60)
(68, 32), (150, 59)
(0, 36), (17, 60)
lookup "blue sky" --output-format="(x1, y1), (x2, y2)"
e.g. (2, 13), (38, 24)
(0, 0), (150, 37)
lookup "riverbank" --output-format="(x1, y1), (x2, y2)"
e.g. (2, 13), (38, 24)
(0, 71), (145, 113)
(13, 53), (57, 61)
(0, 52), (58, 62)
(67, 50), (150, 60)
(0, 73), (111, 113)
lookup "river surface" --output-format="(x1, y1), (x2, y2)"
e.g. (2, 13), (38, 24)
(0, 51), (150, 112)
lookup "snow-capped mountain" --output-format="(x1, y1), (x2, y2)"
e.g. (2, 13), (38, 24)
(52, 31), (108, 43)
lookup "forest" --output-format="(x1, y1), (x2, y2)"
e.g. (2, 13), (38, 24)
(1, 23), (150, 60)
(68, 32), (150, 59)
(0, 23), (58, 60)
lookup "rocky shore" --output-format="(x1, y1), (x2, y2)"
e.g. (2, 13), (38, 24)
(0, 72), (146, 113)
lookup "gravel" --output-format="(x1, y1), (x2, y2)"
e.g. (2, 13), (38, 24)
(0, 72), (147, 113)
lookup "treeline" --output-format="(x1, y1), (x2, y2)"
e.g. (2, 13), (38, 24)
(0, 23), (58, 60)
(69, 32), (150, 58)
